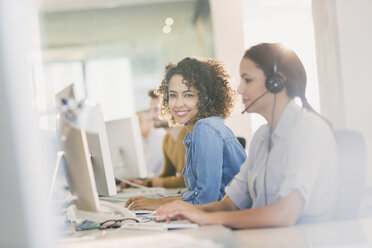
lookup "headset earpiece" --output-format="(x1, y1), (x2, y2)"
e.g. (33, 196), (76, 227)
(265, 73), (285, 93)
(265, 47), (285, 94)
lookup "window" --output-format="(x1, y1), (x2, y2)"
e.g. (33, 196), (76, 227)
(242, 0), (319, 132)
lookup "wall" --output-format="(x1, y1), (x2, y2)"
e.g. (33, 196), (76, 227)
(0, 0), (55, 247)
(39, 0), (215, 114)
(209, 0), (253, 146)
(312, 0), (372, 185)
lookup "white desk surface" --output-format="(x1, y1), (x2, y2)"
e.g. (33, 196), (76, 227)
(59, 224), (236, 248)
(59, 218), (372, 248)
(59, 187), (372, 247)
(234, 218), (372, 248)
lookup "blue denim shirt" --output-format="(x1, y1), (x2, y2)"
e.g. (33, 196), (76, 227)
(181, 116), (247, 204)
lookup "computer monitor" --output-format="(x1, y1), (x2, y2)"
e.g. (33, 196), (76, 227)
(105, 116), (147, 179)
(55, 85), (117, 197)
(61, 122), (135, 223)
(62, 124), (100, 212)
(55, 84), (75, 107)
(85, 110), (117, 196)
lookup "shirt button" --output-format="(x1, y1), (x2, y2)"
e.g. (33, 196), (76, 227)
(195, 192), (198, 195)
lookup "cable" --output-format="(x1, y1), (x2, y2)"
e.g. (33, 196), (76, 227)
(264, 94), (277, 206)
(48, 151), (65, 206)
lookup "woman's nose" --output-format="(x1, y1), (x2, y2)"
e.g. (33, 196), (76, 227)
(237, 81), (245, 95)
(175, 96), (184, 107)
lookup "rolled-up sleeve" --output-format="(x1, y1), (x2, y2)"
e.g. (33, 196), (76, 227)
(225, 157), (252, 209)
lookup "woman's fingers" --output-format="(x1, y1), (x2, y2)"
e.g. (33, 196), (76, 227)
(127, 198), (158, 210)
(124, 196), (143, 208)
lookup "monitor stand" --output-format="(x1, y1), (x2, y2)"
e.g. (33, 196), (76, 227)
(67, 200), (136, 223)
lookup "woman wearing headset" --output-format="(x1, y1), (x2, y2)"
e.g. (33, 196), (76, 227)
(125, 57), (246, 210)
(156, 43), (338, 228)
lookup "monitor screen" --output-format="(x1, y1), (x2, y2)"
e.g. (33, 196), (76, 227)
(106, 116), (147, 179)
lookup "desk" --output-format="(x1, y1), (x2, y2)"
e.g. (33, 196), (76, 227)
(61, 187), (372, 247)
(234, 218), (372, 247)
(60, 187), (237, 247)
(59, 225), (236, 248)
(59, 218), (372, 248)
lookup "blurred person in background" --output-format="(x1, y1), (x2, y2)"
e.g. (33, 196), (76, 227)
(121, 90), (186, 188)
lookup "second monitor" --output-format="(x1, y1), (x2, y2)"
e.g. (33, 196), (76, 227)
(106, 116), (147, 179)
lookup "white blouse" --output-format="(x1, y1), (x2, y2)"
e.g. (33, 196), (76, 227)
(225, 100), (339, 223)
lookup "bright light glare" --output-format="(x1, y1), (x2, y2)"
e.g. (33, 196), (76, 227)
(165, 17), (174, 26)
(242, 1), (319, 133)
(162, 25), (172, 34)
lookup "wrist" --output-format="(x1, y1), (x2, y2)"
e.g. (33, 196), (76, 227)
(207, 212), (227, 226)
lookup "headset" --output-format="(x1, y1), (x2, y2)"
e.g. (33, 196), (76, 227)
(263, 46), (285, 205)
(241, 46), (286, 114)
(240, 46), (286, 205)
(265, 48), (285, 94)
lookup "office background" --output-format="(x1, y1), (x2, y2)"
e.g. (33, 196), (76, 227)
(34, 0), (372, 184)
(0, 0), (371, 247)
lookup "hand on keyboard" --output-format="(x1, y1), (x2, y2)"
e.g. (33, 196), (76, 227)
(125, 196), (165, 211)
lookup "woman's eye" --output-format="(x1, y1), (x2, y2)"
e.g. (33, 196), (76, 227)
(185, 94), (194, 98)
(244, 78), (252, 84)
(169, 93), (176, 98)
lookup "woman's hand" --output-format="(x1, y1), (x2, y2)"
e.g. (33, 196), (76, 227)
(124, 196), (163, 210)
(156, 200), (215, 225)
(120, 179), (145, 189)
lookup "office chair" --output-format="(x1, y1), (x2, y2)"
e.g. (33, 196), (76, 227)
(333, 130), (367, 220)
(237, 137), (246, 149)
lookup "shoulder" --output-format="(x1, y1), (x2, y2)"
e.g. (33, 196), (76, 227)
(294, 109), (333, 138)
(190, 117), (227, 144)
(196, 116), (224, 127)
(251, 124), (269, 145)
(289, 109), (335, 149)
(194, 116), (233, 137)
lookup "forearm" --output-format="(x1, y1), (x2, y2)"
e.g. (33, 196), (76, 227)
(162, 175), (185, 188)
(162, 195), (182, 202)
(210, 205), (288, 229)
(209, 191), (303, 229)
(198, 196), (237, 212)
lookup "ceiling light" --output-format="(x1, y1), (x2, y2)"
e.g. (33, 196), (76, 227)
(165, 17), (174, 26)
(162, 25), (172, 34)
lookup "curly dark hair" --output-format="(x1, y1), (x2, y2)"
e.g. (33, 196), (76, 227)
(155, 57), (236, 126)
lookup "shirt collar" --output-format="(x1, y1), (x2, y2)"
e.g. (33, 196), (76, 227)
(273, 99), (302, 139)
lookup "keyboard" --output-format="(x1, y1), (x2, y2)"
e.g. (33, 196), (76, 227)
(123, 222), (199, 231)
(115, 187), (166, 199)
(134, 210), (156, 215)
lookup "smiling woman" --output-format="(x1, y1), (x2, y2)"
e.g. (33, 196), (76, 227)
(124, 57), (247, 210)
(168, 74), (200, 127)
